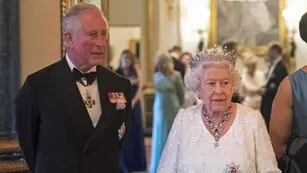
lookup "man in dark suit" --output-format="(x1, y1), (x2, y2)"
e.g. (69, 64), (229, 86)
(260, 43), (288, 126)
(15, 3), (131, 173)
(169, 45), (185, 79)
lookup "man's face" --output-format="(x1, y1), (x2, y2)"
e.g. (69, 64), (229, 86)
(121, 57), (133, 69)
(267, 49), (279, 62)
(66, 10), (108, 71)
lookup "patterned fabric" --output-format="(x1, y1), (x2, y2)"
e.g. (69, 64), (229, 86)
(158, 103), (280, 173)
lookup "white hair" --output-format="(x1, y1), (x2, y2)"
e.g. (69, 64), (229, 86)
(184, 48), (242, 97)
(62, 3), (109, 34)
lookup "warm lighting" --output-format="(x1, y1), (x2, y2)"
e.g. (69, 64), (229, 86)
(283, 9), (296, 31)
(282, 1), (307, 32)
(180, 0), (210, 53)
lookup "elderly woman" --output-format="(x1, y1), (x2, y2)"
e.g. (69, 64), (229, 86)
(151, 53), (184, 173)
(157, 48), (280, 173)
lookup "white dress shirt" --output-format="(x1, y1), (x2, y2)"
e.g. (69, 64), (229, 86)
(66, 55), (102, 127)
(266, 57), (282, 83)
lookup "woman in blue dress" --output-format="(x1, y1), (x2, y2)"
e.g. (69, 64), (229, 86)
(150, 53), (184, 173)
(116, 50), (146, 173)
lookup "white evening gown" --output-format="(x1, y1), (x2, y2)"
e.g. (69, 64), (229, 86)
(157, 103), (280, 173)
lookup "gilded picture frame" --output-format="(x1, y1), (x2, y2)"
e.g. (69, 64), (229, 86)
(60, 0), (77, 57)
(208, 0), (287, 55)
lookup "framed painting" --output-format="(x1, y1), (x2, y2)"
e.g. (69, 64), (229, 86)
(208, 0), (287, 55)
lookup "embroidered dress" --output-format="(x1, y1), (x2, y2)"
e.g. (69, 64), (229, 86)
(158, 103), (280, 173)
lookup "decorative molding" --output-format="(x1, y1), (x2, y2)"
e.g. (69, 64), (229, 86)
(208, 0), (217, 48)
(143, 0), (157, 82)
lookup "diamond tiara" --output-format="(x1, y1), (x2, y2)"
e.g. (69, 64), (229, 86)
(189, 48), (237, 68)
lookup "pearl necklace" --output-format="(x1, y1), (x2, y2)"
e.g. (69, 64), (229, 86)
(202, 104), (232, 147)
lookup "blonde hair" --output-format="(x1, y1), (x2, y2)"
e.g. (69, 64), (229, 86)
(242, 52), (258, 66)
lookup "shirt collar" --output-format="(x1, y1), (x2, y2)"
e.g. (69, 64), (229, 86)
(65, 54), (97, 73)
(271, 56), (282, 66)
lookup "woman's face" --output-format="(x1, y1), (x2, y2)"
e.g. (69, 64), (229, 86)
(121, 56), (132, 69)
(247, 63), (256, 75)
(199, 65), (234, 114)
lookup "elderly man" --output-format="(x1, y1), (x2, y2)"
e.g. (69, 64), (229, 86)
(15, 3), (131, 173)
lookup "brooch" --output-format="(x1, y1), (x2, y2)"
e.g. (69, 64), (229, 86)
(224, 162), (240, 173)
(84, 90), (95, 109)
(107, 92), (127, 110)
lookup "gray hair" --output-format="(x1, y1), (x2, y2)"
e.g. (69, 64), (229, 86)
(155, 53), (173, 75)
(184, 48), (242, 97)
(62, 3), (109, 34)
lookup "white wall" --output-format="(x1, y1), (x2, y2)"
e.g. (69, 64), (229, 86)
(284, 0), (307, 69)
(157, 0), (181, 53)
(180, 0), (210, 54)
(109, 26), (141, 69)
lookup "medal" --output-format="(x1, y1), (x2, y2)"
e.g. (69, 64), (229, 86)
(107, 92), (127, 110)
(84, 90), (95, 108)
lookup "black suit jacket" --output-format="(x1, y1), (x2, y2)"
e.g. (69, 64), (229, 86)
(15, 58), (131, 173)
(260, 61), (288, 125)
(172, 57), (185, 79)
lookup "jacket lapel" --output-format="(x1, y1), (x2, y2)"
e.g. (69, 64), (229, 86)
(55, 59), (94, 135)
(82, 66), (121, 152)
